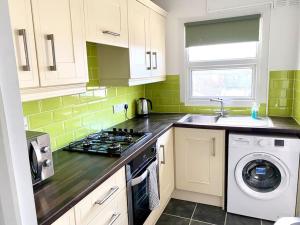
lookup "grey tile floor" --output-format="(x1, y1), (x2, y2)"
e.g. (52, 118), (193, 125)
(156, 199), (274, 225)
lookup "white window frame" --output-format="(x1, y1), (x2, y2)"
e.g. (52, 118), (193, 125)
(187, 45), (259, 106)
(181, 6), (271, 107)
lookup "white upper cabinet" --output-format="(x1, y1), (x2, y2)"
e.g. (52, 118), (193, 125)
(8, 0), (88, 101)
(84, 0), (129, 48)
(8, 0), (39, 89)
(150, 10), (166, 78)
(98, 0), (167, 86)
(31, 0), (88, 87)
(128, 0), (151, 78)
(207, 0), (272, 12)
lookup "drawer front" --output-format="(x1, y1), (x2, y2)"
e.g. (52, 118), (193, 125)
(87, 189), (128, 225)
(75, 167), (126, 225)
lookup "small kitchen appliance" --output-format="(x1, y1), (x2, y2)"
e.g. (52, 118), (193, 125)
(26, 131), (54, 186)
(64, 128), (151, 157)
(136, 98), (152, 117)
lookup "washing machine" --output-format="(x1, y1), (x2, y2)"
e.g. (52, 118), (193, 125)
(227, 133), (300, 221)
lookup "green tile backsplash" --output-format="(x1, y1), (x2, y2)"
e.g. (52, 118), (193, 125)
(268, 71), (295, 117)
(293, 71), (300, 124)
(22, 43), (145, 151)
(145, 75), (267, 116)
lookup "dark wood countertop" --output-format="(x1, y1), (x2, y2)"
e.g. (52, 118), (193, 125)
(34, 113), (300, 225)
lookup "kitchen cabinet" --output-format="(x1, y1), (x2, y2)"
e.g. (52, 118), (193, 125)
(51, 167), (127, 225)
(84, 0), (128, 48)
(8, 0), (39, 89)
(149, 10), (166, 78)
(52, 208), (76, 225)
(175, 128), (225, 197)
(144, 128), (174, 225)
(8, 0), (88, 101)
(97, 0), (167, 86)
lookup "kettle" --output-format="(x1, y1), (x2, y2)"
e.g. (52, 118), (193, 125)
(136, 98), (152, 117)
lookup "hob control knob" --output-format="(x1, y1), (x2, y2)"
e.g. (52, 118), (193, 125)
(113, 128), (117, 132)
(124, 129), (128, 132)
(43, 159), (52, 167)
(130, 129), (134, 133)
(41, 146), (50, 153)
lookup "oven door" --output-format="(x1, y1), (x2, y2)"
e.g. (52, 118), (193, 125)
(127, 159), (159, 225)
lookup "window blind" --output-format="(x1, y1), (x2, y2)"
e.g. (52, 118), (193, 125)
(185, 14), (261, 47)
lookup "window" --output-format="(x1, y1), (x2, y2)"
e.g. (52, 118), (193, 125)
(188, 42), (258, 101)
(184, 15), (263, 106)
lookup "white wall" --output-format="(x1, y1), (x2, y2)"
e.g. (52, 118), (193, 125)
(268, 6), (300, 71)
(0, 0), (38, 224)
(152, 0), (300, 73)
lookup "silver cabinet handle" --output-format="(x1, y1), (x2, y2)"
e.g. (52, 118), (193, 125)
(160, 145), (166, 164)
(46, 34), (57, 71)
(152, 52), (157, 69)
(95, 186), (119, 205)
(108, 213), (121, 225)
(18, 29), (30, 71)
(102, 30), (121, 37)
(146, 51), (151, 70)
(131, 170), (148, 186)
(212, 137), (216, 157)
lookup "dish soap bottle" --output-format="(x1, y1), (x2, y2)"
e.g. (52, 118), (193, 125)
(251, 102), (259, 119)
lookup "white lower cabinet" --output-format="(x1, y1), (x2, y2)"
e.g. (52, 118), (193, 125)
(52, 167), (127, 225)
(144, 128), (175, 225)
(175, 128), (225, 197)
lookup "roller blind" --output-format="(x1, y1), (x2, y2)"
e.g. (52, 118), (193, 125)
(185, 14), (261, 47)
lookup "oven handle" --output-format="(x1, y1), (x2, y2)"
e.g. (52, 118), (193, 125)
(131, 170), (149, 186)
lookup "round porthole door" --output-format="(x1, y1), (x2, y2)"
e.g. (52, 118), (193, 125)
(235, 153), (290, 200)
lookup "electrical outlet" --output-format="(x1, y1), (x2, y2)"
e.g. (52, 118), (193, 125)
(24, 116), (28, 130)
(113, 103), (127, 114)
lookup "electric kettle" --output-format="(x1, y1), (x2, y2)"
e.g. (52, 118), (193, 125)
(136, 98), (152, 117)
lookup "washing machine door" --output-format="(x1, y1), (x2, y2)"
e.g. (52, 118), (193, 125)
(235, 152), (289, 200)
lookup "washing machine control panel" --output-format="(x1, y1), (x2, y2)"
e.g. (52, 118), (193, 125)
(274, 139), (285, 147)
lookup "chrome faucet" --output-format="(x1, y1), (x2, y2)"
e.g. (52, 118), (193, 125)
(210, 98), (228, 117)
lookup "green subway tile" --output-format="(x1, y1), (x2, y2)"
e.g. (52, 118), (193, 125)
(42, 123), (64, 138)
(62, 95), (81, 106)
(64, 118), (82, 132)
(73, 104), (89, 116)
(88, 101), (103, 112)
(22, 101), (40, 116)
(53, 107), (73, 122)
(40, 97), (62, 112)
(28, 112), (52, 129)
(107, 87), (117, 98)
(273, 80), (294, 89)
(55, 132), (75, 149)
(268, 107), (292, 117)
(270, 71), (292, 79)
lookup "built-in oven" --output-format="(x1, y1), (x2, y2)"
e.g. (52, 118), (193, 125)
(126, 143), (159, 225)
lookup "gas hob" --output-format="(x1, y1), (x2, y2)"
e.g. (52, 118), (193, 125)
(63, 128), (151, 156)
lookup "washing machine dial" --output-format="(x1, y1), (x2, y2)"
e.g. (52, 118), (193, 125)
(257, 139), (270, 147)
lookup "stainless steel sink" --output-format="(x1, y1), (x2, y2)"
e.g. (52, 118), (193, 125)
(178, 114), (220, 125)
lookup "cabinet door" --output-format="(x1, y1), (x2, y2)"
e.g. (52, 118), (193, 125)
(175, 128), (225, 196)
(52, 208), (75, 225)
(31, 0), (88, 87)
(84, 0), (128, 48)
(158, 128), (174, 205)
(128, 0), (151, 78)
(150, 10), (166, 78)
(8, 0), (39, 88)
